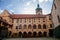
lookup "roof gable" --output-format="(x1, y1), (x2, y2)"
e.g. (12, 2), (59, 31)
(0, 9), (10, 17)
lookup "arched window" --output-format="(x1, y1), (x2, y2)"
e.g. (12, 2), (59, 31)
(38, 24), (41, 29)
(43, 24), (46, 29)
(19, 25), (22, 29)
(28, 24), (31, 29)
(16, 26), (18, 29)
(24, 24), (27, 29)
(33, 24), (36, 29)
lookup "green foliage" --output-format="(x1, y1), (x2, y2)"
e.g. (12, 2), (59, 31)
(54, 25), (60, 38)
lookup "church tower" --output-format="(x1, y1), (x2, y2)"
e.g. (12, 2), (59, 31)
(36, 0), (42, 15)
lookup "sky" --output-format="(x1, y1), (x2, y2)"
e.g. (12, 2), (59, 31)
(0, 0), (53, 15)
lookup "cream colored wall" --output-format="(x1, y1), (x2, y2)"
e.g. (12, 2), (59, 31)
(0, 10), (52, 36)
(51, 0), (60, 28)
(12, 16), (52, 36)
(0, 10), (12, 24)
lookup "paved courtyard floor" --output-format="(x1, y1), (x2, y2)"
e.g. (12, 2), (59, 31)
(3, 38), (60, 40)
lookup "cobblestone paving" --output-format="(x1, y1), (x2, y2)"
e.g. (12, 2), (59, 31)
(3, 38), (60, 40)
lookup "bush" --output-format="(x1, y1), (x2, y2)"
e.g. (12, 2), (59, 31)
(54, 25), (60, 38)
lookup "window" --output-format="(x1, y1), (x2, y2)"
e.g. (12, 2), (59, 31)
(33, 24), (36, 29)
(19, 25), (22, 29)
(34, 19), (35, 22)
(43, 18), (45, 20)
(49, 17), (51, 20)
(50, 24), (52, 28)
(43, 18), (45, 22)
(57, 15), (60, 23)
(38, 19), (40, 22)
(20, 19), (22, 23)
(43, 24), (46, 29)
(16, 26), (18, 29)
(24, 24), (27, 29)
(43, 21), (45, 22)
(16, 19), (19, 23)
(24, 19), (26, 23)
(28, 24), (31, 29)
(29, 19), (31, 22)
(12, 19), (14, 23)
(38, 24), (41, 29)
(29, 20), (31, 22)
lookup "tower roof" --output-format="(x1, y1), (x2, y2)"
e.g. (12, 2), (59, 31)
(36, 3), (42, 10)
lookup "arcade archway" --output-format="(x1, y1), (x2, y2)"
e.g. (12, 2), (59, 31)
(33, 32), (37, 37)
(38, 32), (42, 37)
(28, 32), (32, 38)
(19, 32), (22, 38)
(43, 32), (47, 37)
(22, 32), (27, 38)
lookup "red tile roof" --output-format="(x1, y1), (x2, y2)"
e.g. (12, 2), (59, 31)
(10, 14), (46, 19)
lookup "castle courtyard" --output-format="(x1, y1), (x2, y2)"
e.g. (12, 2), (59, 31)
(3, 38), (60, 40)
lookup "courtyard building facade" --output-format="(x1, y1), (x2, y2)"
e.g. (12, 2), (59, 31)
(0, 17), (12, 38)
(51, 0), (60, 28)
(0, 3), (53, 38)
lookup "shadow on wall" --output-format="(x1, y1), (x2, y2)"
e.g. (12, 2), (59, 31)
(54, 25), (60, 38)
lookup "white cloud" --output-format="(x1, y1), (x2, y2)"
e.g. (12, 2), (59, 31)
(45, 0), (48, 2)
(22, 7), (35, 14)
(49, 0), (53, 2)
(32, 0), (52, 3)
(26, 1), (31, 6)
(0, 9), (3, 13)
(10, 10), (15, 12)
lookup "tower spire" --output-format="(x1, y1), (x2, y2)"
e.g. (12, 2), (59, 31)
(36, 0), (42, 15)
(37, 0), (39, 8)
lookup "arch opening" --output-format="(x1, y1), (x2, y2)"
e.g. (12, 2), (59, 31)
(19, 32), (22, 38)
(33, 24), (36, 29)
(43, 32), (47, 37)
(33, 32), (37, 37)
(23, 32), (27, 38)
(38, 32), (42, 37)
(28, 32), (32, 38)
